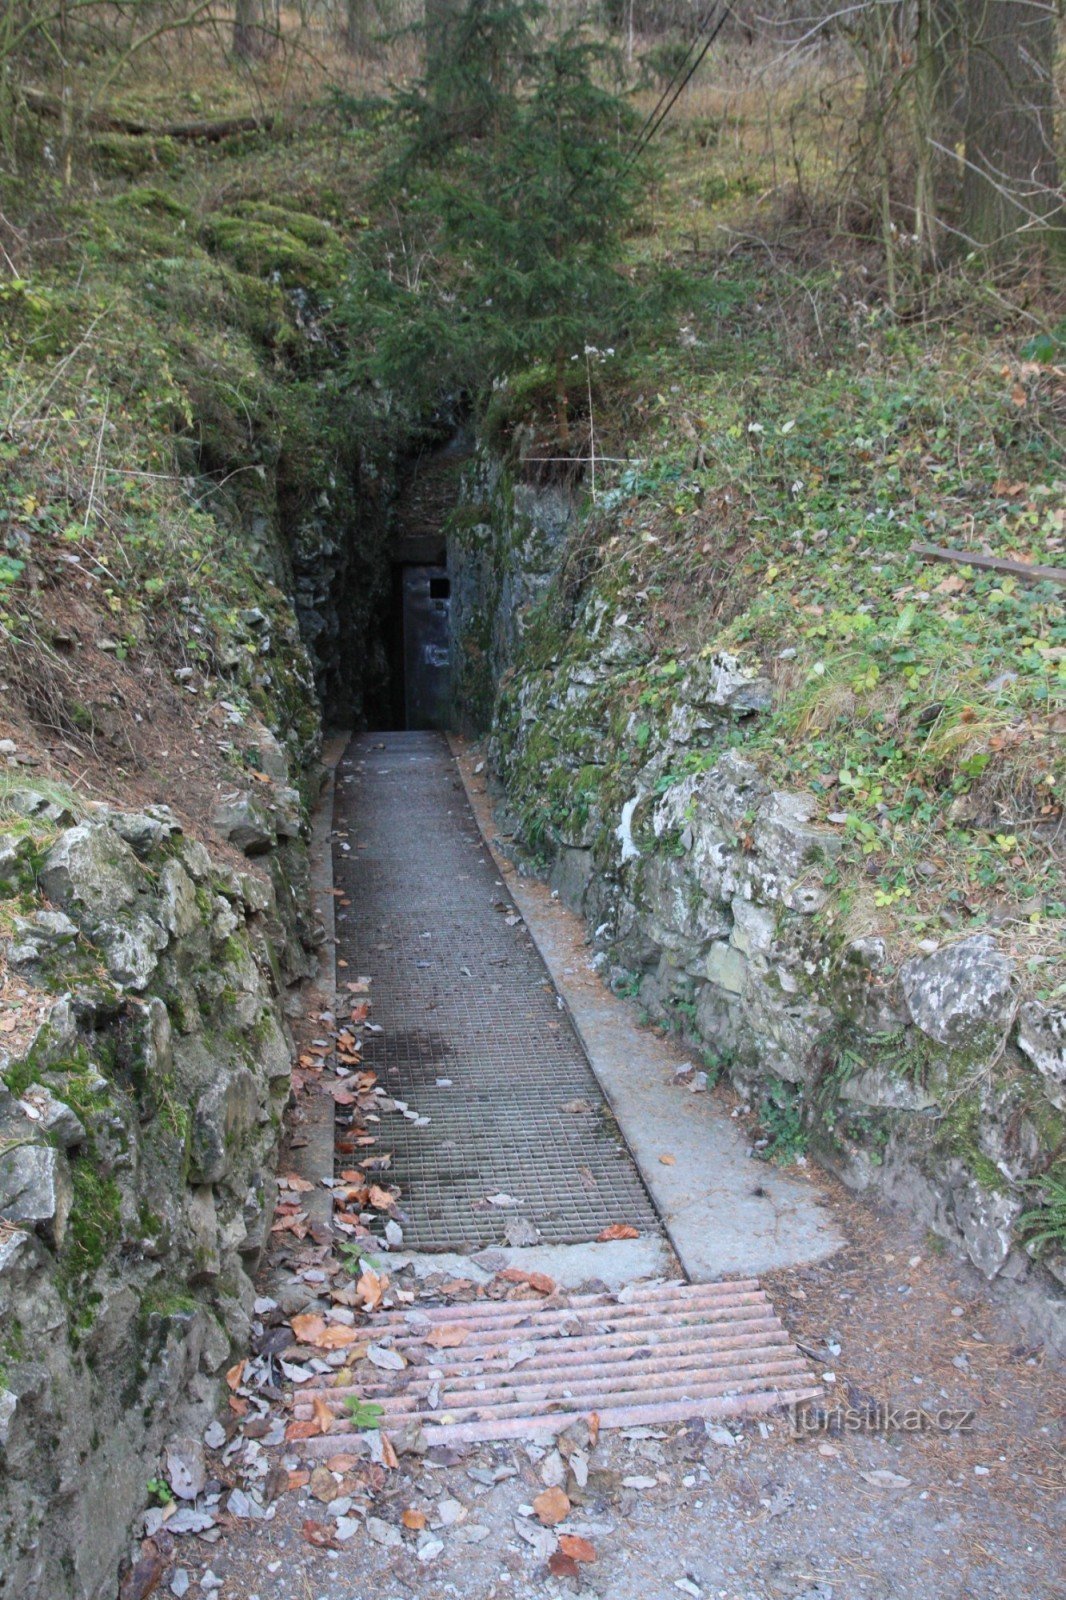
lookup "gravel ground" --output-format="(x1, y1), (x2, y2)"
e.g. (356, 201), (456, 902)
(143, 1179), (1063, 1600)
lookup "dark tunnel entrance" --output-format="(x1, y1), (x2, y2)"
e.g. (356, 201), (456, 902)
(375, 431), (471, 732)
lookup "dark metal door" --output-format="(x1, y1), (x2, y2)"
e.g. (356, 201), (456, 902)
(402, 565), (452, 730)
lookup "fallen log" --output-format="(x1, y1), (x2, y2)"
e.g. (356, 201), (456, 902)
(21, 86), (277, 141)
(910, 542), (1066, 589)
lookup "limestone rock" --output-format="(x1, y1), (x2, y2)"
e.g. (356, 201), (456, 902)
(189, 1068), (260, 1184)
(97, 914), (168, 991)
(211, 794), (275, 856)
(705, 941), (748, 995)
(39, 821), (144, 918)
(3, 788), (76, 827)
(1016, 1002), (1066, 1110)
(0, 1143), (72, 1243)
(7, 909), (79, 967)
(0, 834), (36, 897)
(16, 1084), (86, 1148)
(839, 1067), (938, 1113)
(158, 860), (201, 940)
(0, 1389), (17, 1449)
(948, 1168), (1021, 1279)
(93, 805), (181, 858)
(900, 934), (1017, 1053)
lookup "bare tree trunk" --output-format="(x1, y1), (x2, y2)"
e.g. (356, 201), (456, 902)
(233, 0), (278, 60)
(913, 0), (963, 262)
(344, 0), (378, 57)
(960, 0), (1060, 251)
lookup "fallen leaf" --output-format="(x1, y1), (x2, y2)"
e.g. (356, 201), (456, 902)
(291, 1313), (360, 1350)
(366, 1343), (406, 1371)
(533, 1486), (570, 1526)
(368, 1185), (394, 1210)
(280, 1172), (315, 1192)
(659, 1153), (676, 1166)
(548, 1552), (580, 1579)
(358, 1268), (386, 1310)
(426, 1323), (470, 1349)
(286, 1419), (321, 1441)
(311, 1394), (336, 1436)
(310, 1465), (338, 1502)
(287, 1470), (310, 1490)
(380, 1432), (400, 1470)
(301, 1519), (338, 1550)
(598, 1223), (639, 1241)
(325, 1455), (358, 1473)
(559, 1533), (597, 1563)
(402, 1508), (427, 1531)
(859, 1469), (911, 1489)
(225, 1360), (245, 1391)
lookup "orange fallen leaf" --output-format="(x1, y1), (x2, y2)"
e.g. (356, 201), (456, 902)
(225, 1360), (245, 1391)
(301, 1519), (338, 1549)
(527, 1272), (555, 1295)
(287, 1470), (310, 1491)
(280, 1172), (315, 1192)
(368, 1185), (394, 1210)
(597, 1223), (639, 1241)
(402, 1508), (427, 1531)
(659, 1153), (676, 1166)
(425, 1323), (470, 1349)
(587, 1412), (600, 1448)
(558, 1533), (597, 1563)
(358, 1268), (386, 1310)
(291, 1313), (361, 1351)
(311, 1394), (336, 1435)
(549, 1552), (580, 1579)
(290, 1313), (327, 1344)
(380, 1432), (399, 1470)
(325, 1455), (358, 1472)
(533, 1486), (570, 1526)
(286, 1419), (320, 1441)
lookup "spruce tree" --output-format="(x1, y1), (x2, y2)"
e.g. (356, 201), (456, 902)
(345, 0), (649, 441)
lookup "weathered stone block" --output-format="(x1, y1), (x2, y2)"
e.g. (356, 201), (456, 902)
(211, 794), (276, 856)
(900, 934), (1017, 1053)
(1016, 1001), (1066, 1110)
(0, 1143), (72, 1243)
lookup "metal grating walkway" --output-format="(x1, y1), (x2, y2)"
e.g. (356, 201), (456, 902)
(291, 1282), (822, 1449)
(333, 732), (661, 1252)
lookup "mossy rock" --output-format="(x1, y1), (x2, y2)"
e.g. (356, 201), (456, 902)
(89, 132), (183, 177)
(200, 204), (346, 291)
(108, 186), (191, 222)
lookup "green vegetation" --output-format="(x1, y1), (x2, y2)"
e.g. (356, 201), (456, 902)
(343, 1397), (386, 1429)
(1017, 1170), (1066, 1256)
(755, 1079), (809, 1165)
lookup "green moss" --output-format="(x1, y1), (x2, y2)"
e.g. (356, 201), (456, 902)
(56, 1160), (123, 1336)
(200, 206), (346, 290)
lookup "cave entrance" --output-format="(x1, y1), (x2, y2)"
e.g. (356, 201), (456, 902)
(401, 563), (452, 730)
(377, 429), (471, 731)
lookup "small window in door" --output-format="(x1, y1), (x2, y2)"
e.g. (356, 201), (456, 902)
(429, 577), (451, 600)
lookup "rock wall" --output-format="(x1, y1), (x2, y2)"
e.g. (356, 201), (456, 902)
(450, 461), (1066, 1350)
(0, 772), (314, 1598)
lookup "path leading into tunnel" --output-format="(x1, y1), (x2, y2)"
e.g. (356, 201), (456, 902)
(332, 730), (664, 1257)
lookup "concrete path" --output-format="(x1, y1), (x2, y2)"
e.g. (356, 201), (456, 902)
(453, 742), (844, 1281)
